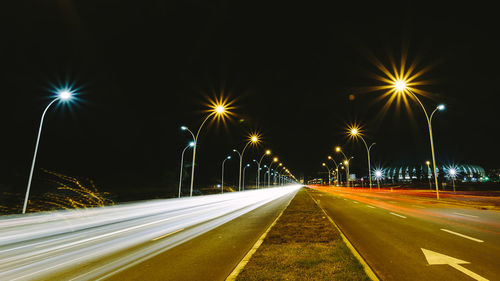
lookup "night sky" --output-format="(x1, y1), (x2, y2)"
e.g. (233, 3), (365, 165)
(1, 1), (499, 196)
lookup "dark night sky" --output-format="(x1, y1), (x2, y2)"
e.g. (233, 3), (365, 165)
(1, 1), (499, 195)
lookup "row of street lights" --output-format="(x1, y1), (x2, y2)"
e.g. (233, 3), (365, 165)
(319, 79), (445, 200)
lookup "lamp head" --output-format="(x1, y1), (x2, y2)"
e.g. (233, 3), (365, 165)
(437, 104), (445, 111)
(246, 164), (250, 167)
(265, 149), (271, 155)
(215, 105), (225, 114)
(449, 168), (457, 176)
(375, 170), (382, 178)
(322, 163), (326, 166)
(188, 142), (195, 147)
(273, 157), (278, 162)
(181, 126), (187, 131)
(58, 89), (72, 100)
(335, 146), (341, 152)
(394, 79), (406, 92)
(227, 156), (231, 159)
(350, 128), (358, 135)
(426, 161), (430, 165)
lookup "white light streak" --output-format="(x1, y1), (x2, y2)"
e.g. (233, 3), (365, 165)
(0, 185), (301, 280)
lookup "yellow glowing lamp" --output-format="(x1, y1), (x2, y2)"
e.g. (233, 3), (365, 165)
(322, 163), (326, 166)
(350, 128), (358, 135)
(215, 105), (225, 114)
(343, 160), (348, 165)
(265, 150), (271, 155)
(251, 135), (258, 142)
(335, 146), (341, 152)
(426, 161), (430, 165)
(394, 79), (406, 92)
(328, 155), (332, 160)
(273, 157), (278, 162)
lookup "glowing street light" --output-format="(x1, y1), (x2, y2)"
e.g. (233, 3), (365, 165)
(181, 97), (232, 197)
(348, 125), (376, 190)
(425, 161), (432, 189)
(448, 167), (457, 192)
(221, 155), (231, 194)
(254, 149), (271, 188)
(327, 155), (340, 186)
(23, 88), (75, 214)
(322, 163), (332, 185)
(242, 163), (251, 190)
(374, 169), (383, 190)
(233, 133), (260, 191)
(267, 157), (279, 187)
(178, 142), (195, 198)
(391, 79), (445, 199)
(335, 147), (352, 187)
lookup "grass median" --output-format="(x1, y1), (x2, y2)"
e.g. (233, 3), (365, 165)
(236, 188), (370, 281)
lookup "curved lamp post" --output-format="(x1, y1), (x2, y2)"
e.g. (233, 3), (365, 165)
(393, 80), (445, 199)
(267, 157), (279, 187)
(349, 128), (375, 190)
(322, 163), (332, 185)
(327, 155), (339, 186)
(178, 142), (195, 197)
(335, 147), (351, 187)
(242, 163), (250, 190)
(221, 155), (231, 194)
(233, 134), (259, 191)
(255, 150), (271, 188)
(23, 89), (74, 214)
(181, 103), (228, 197)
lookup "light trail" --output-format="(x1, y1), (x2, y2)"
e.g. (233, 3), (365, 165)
(0, 185), (301, 280)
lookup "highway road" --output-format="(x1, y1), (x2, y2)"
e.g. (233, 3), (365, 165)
(308, 186), (500, 281)
(0, 185), (300, 281)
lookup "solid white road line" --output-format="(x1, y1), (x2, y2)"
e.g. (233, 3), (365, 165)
(389, 212), (406, 218)
(440, 229), (484, 243)
(453, 212), (479, 218)
(152, 228), (185, 241)
(353, 201), (359, 204)
(366, 205), (375, 209)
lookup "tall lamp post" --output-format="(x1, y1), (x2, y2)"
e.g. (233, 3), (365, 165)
(393, 80), (445, 199)
(322, 163), (332, 185)
(233, 134), (259, 191)
(23, 89), (74, 214)
(327, 155), (339, 186)
(255, 150), (271, 188)
(448, 168), (457, 192)
(374, 169), (383, 190)
(181, 102), (228, 197)
(178, 142), (195, 198)
(221, 155), (231, 194)
(242, 163), (250, 190)
(335, 147), (351, 187)
(267, 157), (279, 187)
(425, 161), (432, 189)
(348, 128), (375, 190)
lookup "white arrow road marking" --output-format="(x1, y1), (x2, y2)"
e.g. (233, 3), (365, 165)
(453, 212), (479, 218)
(421, 248), (489, 281)
(440, 229), (484, 243)
(389, 212), (406, 218)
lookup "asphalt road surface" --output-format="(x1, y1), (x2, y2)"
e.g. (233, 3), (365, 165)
(0, 186), (300, 281)
(308, 187), (499, 281)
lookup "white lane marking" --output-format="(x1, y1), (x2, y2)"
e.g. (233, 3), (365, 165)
(152, 228), (184, 241)
(453, 212), (479, 218)
(440, 229), (484, 243)
(366, 205), (375, 209)
(412, 205), (425, 208)
(421, 248), (489, 281)
(343, 199), (347, 201)
(389, 212), (406, 218)
(352, 201), (359, 204)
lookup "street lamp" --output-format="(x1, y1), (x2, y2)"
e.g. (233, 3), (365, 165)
(221, 156), (231, 194)
(178, 142), (195, 198)
(327, 156), (340, 186)
(374, 169), (383, 190)
(267, 157), (279, 187)
(448, 168), (457, 192)
(181, 99), (231, 197)
(392, 80), (445, 199)
(242, 163), (251, 190)
(23, 88), (75, 214)
(255, 149), (271, 188)
(348, 126), (376, 190)
(335, 146), (351, 187)
(233, 133), (260, 191)
(322, 163), (332, 185)
(425, 161), (432, 189)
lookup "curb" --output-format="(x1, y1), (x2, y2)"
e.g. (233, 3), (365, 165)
(306, 189), (380, 281)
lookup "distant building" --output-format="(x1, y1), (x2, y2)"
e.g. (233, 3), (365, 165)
(384, 164), (485, 182)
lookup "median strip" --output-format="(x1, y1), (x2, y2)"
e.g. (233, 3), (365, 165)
(233, 188), (372, 281)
